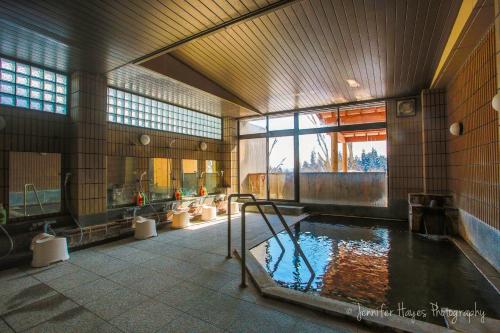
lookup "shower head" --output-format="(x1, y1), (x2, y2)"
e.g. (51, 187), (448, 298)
(139, 171), (147, 183)
(64, 173), (72, 186)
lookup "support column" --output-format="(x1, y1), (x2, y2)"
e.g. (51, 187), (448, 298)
(421, 89), (448, 194)
(222, 117), (238, 194)
(331, 133), (338, 172)
(69, 72), (107, 225)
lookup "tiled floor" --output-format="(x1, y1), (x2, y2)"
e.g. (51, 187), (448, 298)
(0, 213), (370, 333)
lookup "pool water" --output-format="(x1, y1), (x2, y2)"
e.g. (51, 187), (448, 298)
(250, 216), (500, 325)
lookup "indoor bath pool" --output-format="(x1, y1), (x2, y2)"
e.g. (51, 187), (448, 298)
(250, 215), (499, 325)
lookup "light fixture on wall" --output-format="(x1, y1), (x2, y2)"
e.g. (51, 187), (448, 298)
(492, 92), (500, 111)
(0, 116), (5, 131)
(139, 134), (151, 146)
(449, 122), (463, 136)
(199, 141), (208, 151)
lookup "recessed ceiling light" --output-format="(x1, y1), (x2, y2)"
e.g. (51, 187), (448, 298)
(346, 79), (360, 88)
(332, 97), (347, 104)
(355, 94), (372, 101)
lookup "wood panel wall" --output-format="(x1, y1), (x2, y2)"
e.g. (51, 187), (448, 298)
(446, 27), (500, 230)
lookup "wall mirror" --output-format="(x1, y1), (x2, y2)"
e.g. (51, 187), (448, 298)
(148, 158), (173, 201)
(8, 152), (61, 219)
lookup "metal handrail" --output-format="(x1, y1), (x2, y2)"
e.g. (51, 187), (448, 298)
(226, 193), (285, 259)
(239, 201), (315, 288)
(24, 183), (45, 216)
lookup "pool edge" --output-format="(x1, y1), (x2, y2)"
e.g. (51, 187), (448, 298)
(237, 248), (455, 333)
(449, 237), (500, 294)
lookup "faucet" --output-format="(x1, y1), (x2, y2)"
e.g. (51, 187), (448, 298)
(123, 206), (140, 220)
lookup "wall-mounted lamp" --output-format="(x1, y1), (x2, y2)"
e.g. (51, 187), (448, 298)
(139, 134), (151, 146)
(449, 122), (463, 136)
(199, 141), (208, 151)
(0, 116), (5, 131)
(492, 92), (500, 111)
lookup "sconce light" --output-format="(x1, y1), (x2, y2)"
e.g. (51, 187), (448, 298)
(0, 116), (5, 131)
(492, 92), (500, 111)
(449, 122), (463, 136)
(199, 141), (208, 151)
(139, 134), (151, 146)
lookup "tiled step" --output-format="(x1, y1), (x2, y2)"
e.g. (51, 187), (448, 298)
(244, 204), (305, 216)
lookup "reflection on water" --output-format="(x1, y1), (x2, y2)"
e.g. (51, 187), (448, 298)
(250, 216), (500, 325)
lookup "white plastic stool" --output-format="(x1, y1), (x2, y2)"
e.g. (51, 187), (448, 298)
(201, 206), (217, 221)
(172, 211), (190, 229)
(135, 218), (157, 240)
(230, 201), (240, 214)
(31, 233), (69, 268)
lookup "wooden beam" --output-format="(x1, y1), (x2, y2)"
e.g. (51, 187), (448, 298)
(343, 134), (387, 142)
(331, 133), (338, 172)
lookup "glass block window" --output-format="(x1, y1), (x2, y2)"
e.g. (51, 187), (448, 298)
(107, 88), (222, 140)
(0, 57), (68, 114)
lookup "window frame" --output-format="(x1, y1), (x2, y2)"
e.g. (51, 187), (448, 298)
(106, 86), (223, 140)
(238, 102), (388, 205)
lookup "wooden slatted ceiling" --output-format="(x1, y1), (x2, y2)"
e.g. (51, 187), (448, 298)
(0, 0), (278, 73)
(170, 0), (461, 113)
(108, 64), (254, 118)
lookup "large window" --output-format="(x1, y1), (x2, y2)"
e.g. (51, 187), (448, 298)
(299, 130), (387, 206)
(239, 117), (266, 135)
(268, 136), (294, 200)
(0, 58), (68, 114)
(239, 102), (387, 207)
(107, 88), (222, 140)
(299, 109), (338, 129)
(239, 138), (267, 199)
(268, 115), (294, 131)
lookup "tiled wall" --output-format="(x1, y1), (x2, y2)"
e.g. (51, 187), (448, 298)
(446, 27), (500, 230)
(222, 117), (238, 193)
(0, 70), (236, 226)
(69, 72), (107, 223)
(386, 91), (447, 217)
(386, 99), (424, 216)
(421, 89), (448, 194)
